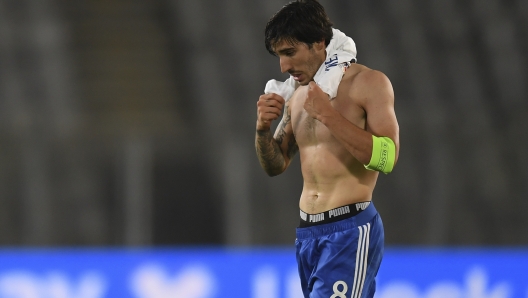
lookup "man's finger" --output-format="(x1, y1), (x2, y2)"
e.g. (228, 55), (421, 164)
(263, 106), (282, 116)
(258, 106), (282, 118)
(266, 93), (285, 105)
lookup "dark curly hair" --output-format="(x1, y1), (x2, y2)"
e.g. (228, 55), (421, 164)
(265, 0), (334, 56)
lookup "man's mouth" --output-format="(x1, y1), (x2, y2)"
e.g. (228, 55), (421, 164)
(290, 72), (302, 81)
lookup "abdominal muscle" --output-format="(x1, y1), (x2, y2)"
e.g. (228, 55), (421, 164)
(298, 142), (378, 214)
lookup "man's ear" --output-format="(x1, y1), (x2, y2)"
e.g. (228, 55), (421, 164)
(313, 40), (326, 52)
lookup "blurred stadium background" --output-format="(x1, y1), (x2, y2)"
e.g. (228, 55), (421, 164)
(0, 0), (527, 297)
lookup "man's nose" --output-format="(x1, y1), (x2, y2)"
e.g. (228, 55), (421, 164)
(279, 57), (291, 73)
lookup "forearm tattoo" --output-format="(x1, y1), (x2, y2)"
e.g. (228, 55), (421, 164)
(256, 129), (285, 175)
(255, 106), (298, 175)
(287, 133), (299, 159)
(281, 110), (299, 159)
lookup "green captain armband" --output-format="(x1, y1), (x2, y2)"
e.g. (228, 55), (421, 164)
(364, 135), (396, 174)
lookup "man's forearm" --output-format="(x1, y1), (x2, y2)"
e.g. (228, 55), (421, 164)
(255, 129), (286, 176)
(317, 111), (373, 165)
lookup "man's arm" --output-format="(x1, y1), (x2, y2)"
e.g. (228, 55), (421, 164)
(255, 94), (298, 176)
(304, 70), (399, 172)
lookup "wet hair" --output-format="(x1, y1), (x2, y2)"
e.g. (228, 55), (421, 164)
(264, 0), (334, 56)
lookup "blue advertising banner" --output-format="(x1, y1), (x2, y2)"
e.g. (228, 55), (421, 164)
(376, 248), (528, 298)
(0, 248), (526, 298)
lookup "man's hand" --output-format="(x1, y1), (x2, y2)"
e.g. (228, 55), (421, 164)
(304, 81), (333, 120)
(256, 93), (285, 131)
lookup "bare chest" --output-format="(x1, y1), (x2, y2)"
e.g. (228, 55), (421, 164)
(290, 96), (365, 146)
(291, 108), (322, 144)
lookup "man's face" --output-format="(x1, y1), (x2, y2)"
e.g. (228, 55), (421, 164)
(273, 39), (326, 86)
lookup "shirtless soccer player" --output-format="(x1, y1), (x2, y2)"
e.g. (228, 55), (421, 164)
(255, 1), (400, 297)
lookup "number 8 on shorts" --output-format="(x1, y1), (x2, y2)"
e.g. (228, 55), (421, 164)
(330, 280), (348, 298)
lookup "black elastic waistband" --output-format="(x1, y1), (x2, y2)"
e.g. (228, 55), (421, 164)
(299, 201), (371, 228)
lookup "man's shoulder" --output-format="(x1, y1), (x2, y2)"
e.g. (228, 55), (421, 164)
(341, 64), (393, 99)
(289, 84), (308, 104)
(343, 64), (389, 86)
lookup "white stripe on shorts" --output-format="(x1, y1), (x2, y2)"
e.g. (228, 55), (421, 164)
(351, 223), (371, 298)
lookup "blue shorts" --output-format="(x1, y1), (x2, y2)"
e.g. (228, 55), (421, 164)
(295, 202), (384, 298)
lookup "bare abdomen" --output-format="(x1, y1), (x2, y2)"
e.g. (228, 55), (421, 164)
(298, 144), (378, 214)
